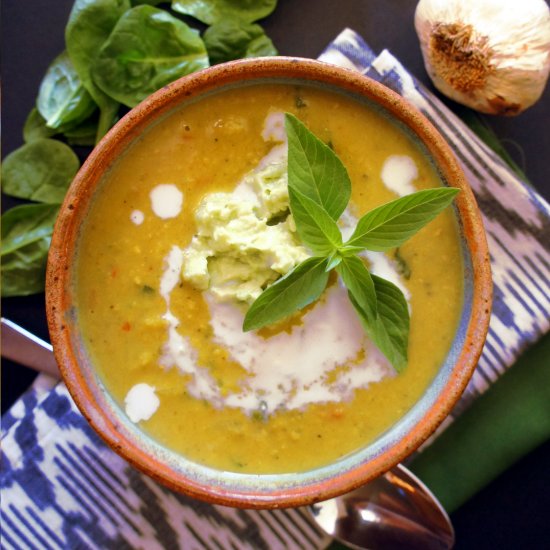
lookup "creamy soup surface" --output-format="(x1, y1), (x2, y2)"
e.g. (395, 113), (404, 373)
(75, 84), (464, 474)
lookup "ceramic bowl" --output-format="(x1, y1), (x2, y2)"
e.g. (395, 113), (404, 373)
(46, 57), (492, 509)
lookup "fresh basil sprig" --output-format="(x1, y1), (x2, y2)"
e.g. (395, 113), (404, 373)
(242, 256), (329, 331)
(243, 113), (460, 372)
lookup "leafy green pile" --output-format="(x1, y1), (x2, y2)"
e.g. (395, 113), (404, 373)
(243, 114), (459, 372)
(1, 0), (279, 297)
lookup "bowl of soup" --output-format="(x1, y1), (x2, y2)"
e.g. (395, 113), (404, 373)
(46, 57), (492, 509)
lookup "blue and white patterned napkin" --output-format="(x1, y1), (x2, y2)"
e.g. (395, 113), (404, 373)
(2, 30), (549, 550)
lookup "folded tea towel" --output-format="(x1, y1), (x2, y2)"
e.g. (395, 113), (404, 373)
(2, 29), (549, 550)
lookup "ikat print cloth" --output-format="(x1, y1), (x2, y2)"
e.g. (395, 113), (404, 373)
(2, 30), (549, 550)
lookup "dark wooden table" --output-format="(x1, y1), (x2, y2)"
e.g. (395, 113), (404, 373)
(2, 1), (549, 548)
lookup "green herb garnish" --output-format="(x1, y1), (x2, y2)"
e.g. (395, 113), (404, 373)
(266, 208), (290, 226)
(394, 248), (411, 280)
(243, 113), (459, 372)
(295, 95), (307, 109)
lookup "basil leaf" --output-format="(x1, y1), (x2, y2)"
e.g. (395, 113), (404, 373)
(1, 204), (59, 297)
(92, 5), (209, 108)
(325, 251), (342, 271)
(344, 188), (460, 252)
(203, 17), (277, 65)
(1, 139), (80, 204)
(37, 51), (97, 130)
(336, 255), (377, 322)
(66, 0), (129, 140)
(350, 274), (409, 373)
(286, 113), (351, 221)
(171, 0), (277, 25)
(243, 257), (329, 331)
(289, 187), (342, 256)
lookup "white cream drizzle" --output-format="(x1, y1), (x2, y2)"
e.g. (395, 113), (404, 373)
(150, 184), (184, 219)
(130, 209), (144, 225)
(124, 383), (160, 423)
(206, 285), (392, 412)
(159, 246), (199, 377)
(381, 155), (418, 196)
(261, 111), (286, 143)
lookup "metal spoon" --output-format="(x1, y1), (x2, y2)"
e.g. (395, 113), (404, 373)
(2, 318), (454, 549)
(309, 462), (454, 549)
(1, 317), (59, 378)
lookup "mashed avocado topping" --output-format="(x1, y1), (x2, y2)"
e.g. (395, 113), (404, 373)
(181, 155), (309, 303)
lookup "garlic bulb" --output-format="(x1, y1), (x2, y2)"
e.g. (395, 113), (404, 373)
(415, 0), (550, 115)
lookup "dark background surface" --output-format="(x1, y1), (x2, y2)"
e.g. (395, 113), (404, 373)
(2, 1), (549, 548)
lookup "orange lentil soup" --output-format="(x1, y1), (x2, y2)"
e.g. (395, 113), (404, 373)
(75, 84), (463, 474)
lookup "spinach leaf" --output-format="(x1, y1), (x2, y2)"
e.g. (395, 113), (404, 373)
(66, 0), (130, 140)
(23, 108), (59, 143)
(172, 0), (277, 25)
(63, 115), (101, 146)
(24, 106), (100, 147)
(349, 275), (410, 373)
(286, 113), (351, 221)
(1, 204), (59, 297)
(92, 5), (209, 108)
(203, 17), (277, 65)
(37, 51), (97, 130)
(243, 257), (329, 331)
(1, 139), (80, 204)
(343, 188), (460, 252)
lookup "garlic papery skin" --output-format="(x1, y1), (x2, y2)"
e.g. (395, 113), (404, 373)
(415, 0), (550, 115)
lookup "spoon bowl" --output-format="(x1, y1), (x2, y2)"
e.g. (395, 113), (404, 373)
(310, 463), (454, 550)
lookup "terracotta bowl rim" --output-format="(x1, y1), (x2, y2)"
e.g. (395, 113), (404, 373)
(46, 56), (492, 509)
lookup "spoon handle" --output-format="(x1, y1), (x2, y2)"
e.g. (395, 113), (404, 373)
(1, 318), (60, 378)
